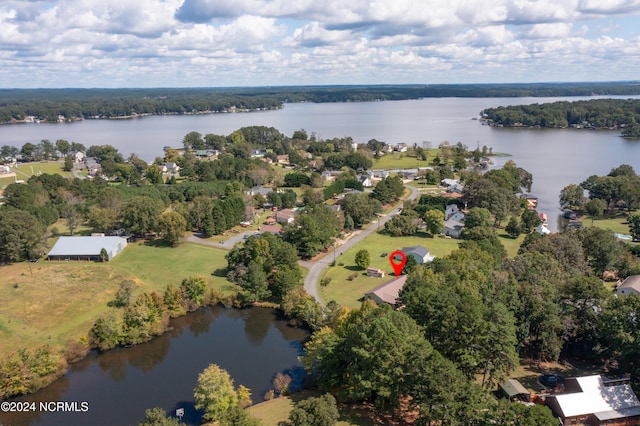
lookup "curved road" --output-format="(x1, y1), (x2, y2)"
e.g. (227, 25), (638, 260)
(302, 185), (420, 305)
(185, 184), (420, 306)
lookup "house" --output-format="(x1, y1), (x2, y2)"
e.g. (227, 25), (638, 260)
(366, 267), (386, 278)
(276, 154), (289, 164)
(194, 149), (219, 159)
(498, 379), (531, 402)
(364, 275), (408, 305)
(47, 236), (127, 261)
(617, 275), (640, 297)
(441, 178), (459, 187)
(401, 246), (435, 264)
(358, 174), (373, 188)
(447, 182), (464, 194)
(442, 218), (464, 238)
(261, 157), (273, 164)
(371, 170), (390, 179)
(162, 162), (180, 175)
(525, 194), (539, 210)
(445, 204), (460, 220)
(545, 375), (640, 426)
(304, 152), (313, 160)
(395, 143), (408, 152)
(73, 151), (85, 163)
(536, 224), (552, 235)
(275, 209), (296, 225)
(263, 216), (277, 225)
(245, 186), (273, 197)
(250, 149), (267, 158)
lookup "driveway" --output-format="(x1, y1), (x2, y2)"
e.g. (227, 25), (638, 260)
(303, 184), (420, 305)
(186, 230), (259, 250)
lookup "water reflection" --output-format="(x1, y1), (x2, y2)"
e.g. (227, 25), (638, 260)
(0, 306), (309, 426)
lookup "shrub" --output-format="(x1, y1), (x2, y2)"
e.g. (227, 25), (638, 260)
(264, 389), (275, 401)
(347, 273), (359, 281)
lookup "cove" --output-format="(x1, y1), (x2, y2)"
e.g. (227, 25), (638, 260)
(0, 306), (309, 426)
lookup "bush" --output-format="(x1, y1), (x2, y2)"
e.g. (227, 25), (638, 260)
(264, 389), (275, 401)
(347, 273), (359, 281)
(320, 277), (332, 287)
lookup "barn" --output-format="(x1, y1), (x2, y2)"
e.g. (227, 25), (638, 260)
(47, 236), (128, 261)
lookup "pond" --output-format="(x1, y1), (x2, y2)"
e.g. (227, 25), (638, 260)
(0, 306), (309, 426)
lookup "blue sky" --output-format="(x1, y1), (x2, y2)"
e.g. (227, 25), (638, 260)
(0, 0), (639, 88)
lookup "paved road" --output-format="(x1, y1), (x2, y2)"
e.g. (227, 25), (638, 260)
(303, 185), (420, 305)
(184, 184), (420, 306)
(186, 231), (258, 250)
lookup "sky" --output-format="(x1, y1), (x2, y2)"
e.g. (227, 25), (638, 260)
(0, 0), (639, 88)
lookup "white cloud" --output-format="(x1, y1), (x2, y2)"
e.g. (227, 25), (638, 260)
(0, 0), (640, 86)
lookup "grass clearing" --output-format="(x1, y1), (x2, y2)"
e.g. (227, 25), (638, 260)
(320, 230), (525, 309)
(372, 154), (432, 170)
(0, 241), (236, 357)
(248, 392), (374, 426)
(591, 213), (633, 235)
(13, 161), (73, 179)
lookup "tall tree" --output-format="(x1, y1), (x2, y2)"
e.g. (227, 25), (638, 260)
(193, 364), (239, 423)
(158, 211), (187, 246)
(0, 210), (44, 262)
(120, 196), (164, 235)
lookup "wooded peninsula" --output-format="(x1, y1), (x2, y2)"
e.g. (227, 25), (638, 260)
(1, 81), (640, 124)
(482, 98), (640, 137)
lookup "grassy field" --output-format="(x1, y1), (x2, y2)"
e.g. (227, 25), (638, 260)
(372, 153), (432, 170)
(12, 161), (74, 179)
(590, 213), (633, 235)
(248, 392), (374, 426)
(320, 230), (525, 309)
(0, 241), (234, 357)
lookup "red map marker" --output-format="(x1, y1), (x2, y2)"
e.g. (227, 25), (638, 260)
(389, 250), (407, 276)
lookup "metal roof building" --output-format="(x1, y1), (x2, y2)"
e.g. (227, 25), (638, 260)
(47, 236), (128, 261)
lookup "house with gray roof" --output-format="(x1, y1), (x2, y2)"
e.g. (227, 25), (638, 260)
(401, 246), (435, 264)
(617, 275), (640, 297)
(442, 218), (464, 238)
(47, 236), (127, 261)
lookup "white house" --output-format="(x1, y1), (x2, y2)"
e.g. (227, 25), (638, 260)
(74, 151), (85, 163)
(162, 162), (180, 175)
(401, 246), (435, 264)
(358, 174), (373, 188)
(395, 143), (408, 152)
(617, 275), (640, 297)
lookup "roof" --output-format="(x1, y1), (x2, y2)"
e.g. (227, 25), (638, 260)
(618, 275), (640, 292)
(365, 275), (408, 305)
(499, 379), (530, 398)
(260, 225), (282, 235)
(48, 236), (127, 257)
(444, 219), (464, 230)
(550, 375), (640, 419)
(402, 245), (430, 258)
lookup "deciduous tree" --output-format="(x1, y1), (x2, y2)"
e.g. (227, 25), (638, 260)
(193, 364), (238, 422)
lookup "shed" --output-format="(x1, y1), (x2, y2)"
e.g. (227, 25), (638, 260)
(498, 379), (530, 402)
(47, 236), (127, 261)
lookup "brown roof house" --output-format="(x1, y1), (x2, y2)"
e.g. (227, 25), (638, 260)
(545, 375), (640, 426)
(617, 275), (640, 297)
(364, 275), (408, 306)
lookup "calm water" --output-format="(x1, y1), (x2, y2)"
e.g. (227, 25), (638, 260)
(2, 96), (640, 230)
(0, 307), (309, 426)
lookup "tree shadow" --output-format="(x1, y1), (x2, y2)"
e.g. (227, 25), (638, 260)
(211, 267), (228, 277)
(344, 265), (362, 271)
(143, 239), (173, 248)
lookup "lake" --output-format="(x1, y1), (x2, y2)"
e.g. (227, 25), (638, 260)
(2, 96), (640, 230)
(0, 307), (309, 426)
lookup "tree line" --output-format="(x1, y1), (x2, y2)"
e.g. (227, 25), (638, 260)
(2, 82), (640, 123)
(482, 98), (640, 136)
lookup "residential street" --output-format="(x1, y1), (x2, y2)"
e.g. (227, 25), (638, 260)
(302, 185), (420, 305)
(185, 184), (420, 306)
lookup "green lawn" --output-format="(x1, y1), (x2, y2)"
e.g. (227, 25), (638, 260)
(13, 161), (74, 179)
(372, 153), (432, 170)
(248, 393), (374, 426)
(110, 241), (233, 294)
(320, 230), (525, 309)
(590, 213), (633, 235)
(0, 241), (236, 357)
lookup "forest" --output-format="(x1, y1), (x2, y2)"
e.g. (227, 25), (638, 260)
(1, 82), (640, 123)
(482, 98), (640, 136)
